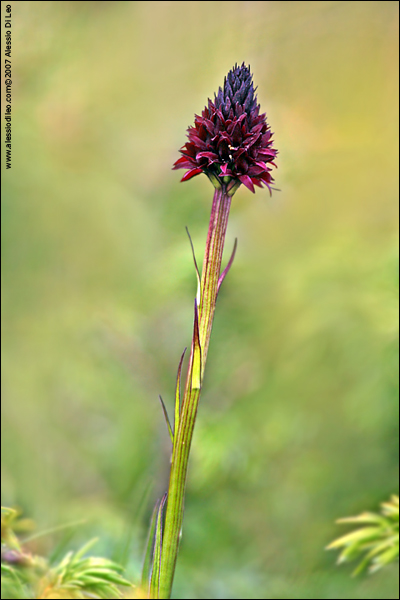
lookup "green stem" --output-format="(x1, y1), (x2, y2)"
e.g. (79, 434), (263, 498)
(158, 188), (232, 599)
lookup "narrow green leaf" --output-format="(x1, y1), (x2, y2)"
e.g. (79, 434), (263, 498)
(23, 518), (87, 547)
(1, 507), (22, 551)
(381, 498), (400, 518)
(76, 558), (124, 572)
(141, 500), (159, 593)
(73, 538), (99, 561)
(370, 543), (399, 570)
(70, 581), (120, 598)
(186, 227), (201, 308)
(336, 512), (389, 526)
(159, 395), (174, 444)
(1, 506), (18, 520)
(1, 564), (13, 574)
(357, 537), (399, 570)
(89, 584), (121, 599)
(191, 299), (202, 390)
(327, 526), (382, 550)
(68, 575), (104, 586)
(351, 553), (378, 576)
(336, 541), (374, 564)
(57, 550), (74, 575)
(0, 564), (27, 598)
(217, 237), (237, 294)
(174, 348), (187, 442)
(80, 570), (131, 585)
(150, 493), (167, 599)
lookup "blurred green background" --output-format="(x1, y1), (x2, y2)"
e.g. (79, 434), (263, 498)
(1, 1), (399, 598)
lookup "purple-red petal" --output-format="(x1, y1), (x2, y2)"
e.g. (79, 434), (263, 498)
(252, 178), (264, 188)
(239, 174), (255, 193)
(219, 163), (230, 175)
(181, 168), (203, 182)
(196, 151), (219, 162)
(173, 156), (194, 170)
(258, 148), (276, 158)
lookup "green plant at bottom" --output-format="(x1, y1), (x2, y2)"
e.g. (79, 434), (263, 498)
(327, 494), (399, 575)
(1, 507), (133, 599)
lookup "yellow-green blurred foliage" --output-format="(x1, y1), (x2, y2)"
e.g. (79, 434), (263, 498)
(1, 2), (398, 598)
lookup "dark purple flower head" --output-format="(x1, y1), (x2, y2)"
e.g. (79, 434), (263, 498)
(173, 63), (277, 195)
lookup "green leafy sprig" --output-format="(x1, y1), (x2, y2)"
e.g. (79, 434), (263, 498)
(327, 495), (399, 575)
(1, 507), (133, 599)
(37, 538), (132, 599)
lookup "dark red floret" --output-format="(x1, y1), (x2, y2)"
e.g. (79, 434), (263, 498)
(173, 63), (277, 194)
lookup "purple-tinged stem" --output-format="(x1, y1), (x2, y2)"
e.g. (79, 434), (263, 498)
(198, 188), (232, 374)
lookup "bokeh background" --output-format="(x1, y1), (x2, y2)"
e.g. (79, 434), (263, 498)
(1, 1), (399, 598)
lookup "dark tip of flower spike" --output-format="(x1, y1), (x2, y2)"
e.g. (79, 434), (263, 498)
(173, 63), (277, 195)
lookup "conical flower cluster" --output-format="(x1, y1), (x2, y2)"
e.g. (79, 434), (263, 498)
(173, 63), (277, 194)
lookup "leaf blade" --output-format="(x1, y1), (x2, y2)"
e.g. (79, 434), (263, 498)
(159, 395), (174, 445)
(217, 237), (238, 294)
(149, 493), (167, 599)
(174, 348), (187, 443)
(186, 227), (201, 308)
(141, 499), (160, 594)
(190, 299), (202, 390)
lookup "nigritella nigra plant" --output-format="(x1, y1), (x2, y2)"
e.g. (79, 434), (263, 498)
(142, 63), (277, 599)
